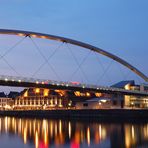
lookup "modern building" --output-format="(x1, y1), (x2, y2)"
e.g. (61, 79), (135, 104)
(140, 83), (148, 92)
(112, 80), (148, 108)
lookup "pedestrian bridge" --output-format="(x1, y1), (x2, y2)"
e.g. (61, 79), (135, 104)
(0, 75), (147, 97)
(0, 29), (147, 97)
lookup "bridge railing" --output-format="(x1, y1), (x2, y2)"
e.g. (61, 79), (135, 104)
(0, 75), (147, 95)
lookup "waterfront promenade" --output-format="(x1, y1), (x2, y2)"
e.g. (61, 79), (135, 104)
(1, 109), (148, 121)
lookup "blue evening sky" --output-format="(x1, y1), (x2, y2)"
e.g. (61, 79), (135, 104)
(0, 0), (147, 87)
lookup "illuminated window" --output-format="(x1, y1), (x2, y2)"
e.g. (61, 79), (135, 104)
(86, 92), (90, 97)
(95, 93), (102, 97)
(125, 84), (131, 90)
(44, 89), (49, 97)
(74, 91), (81, 97)
(24, 91), (28, 97)
(35, 88), (40, 93)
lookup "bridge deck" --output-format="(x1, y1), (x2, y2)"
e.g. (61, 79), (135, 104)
(0, 75), (147, 96)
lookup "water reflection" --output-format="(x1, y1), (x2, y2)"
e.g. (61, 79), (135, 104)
(0, 117), (148, 147)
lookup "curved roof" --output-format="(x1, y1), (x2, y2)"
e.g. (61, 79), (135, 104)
(0, 29), (147, 82)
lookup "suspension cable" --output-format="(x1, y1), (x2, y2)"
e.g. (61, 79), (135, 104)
(114, 60), (128, 80)
(29, 37), (62, 80)
(0, 36), (26, 59)
(94, 52), (112, 84)
(65, 43), (90, 83)
(114, 61), (142, 84)
(1, 57), (20, 76)
(67, 46), (92, 83)
(96, 59), (114, 84)
(0, 36), (26, 76)
(31, 42), (63, 78)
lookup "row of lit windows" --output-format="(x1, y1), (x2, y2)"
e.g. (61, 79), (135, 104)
(0, 100), (8, 102)
(0, 99), (12, 104)
(74, 91), (102, 97)
(19, 96), (60, 100)
(15, 99), (62, 106)
(0, 103), (7, 105)
(130, 99), (148, 102)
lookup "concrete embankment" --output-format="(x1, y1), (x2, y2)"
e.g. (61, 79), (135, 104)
(0, 109), (148, 121)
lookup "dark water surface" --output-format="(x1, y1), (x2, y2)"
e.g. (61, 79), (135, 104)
(0, 116), (148, 148)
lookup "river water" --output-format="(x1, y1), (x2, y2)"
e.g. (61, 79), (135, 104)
(0, 116), (148, 148)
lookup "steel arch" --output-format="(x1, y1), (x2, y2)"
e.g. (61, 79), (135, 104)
(0, 29), (147, 82)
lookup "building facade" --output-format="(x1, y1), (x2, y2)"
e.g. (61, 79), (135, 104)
(111, 80), (148, 108)
(0, 92), (13, 110)
(13, 88), (69, 110)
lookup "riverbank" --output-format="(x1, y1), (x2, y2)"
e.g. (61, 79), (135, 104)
(0, 109), (148, 121)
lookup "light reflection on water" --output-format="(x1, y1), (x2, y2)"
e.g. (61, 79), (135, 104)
(0, 117), (148, 148)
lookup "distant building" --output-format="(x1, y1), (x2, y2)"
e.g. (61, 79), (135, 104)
(13, 88), (69, 110)
(75, 98), (112, 109)
(111, 80), (136, 108)
(140, 83), (148, 92)
(112, 80), (148, 108)
(0, 92), (13, 109)
(111, 80), (135, 89)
